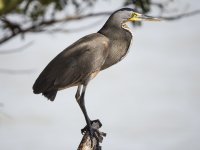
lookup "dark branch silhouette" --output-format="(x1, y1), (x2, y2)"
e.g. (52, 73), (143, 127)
(0, 41), (33, 54)
(1, 10), (200, 46)
(159, 9), (200, 20)
(0, 68), (34, 74)
(0, 12), (111, 45)
(1, 0), (200, 46)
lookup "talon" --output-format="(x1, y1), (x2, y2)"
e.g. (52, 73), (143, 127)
(81, 120), (104, 147)
(80, 119), (106, 148)
(81, 127), (87, 135)
(81, 119), (102, 135)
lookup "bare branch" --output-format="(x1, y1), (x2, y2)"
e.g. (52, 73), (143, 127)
(0, 32), (19, 45)
(0, 41), (33, 54)
(44, 18), (105, 34)
(0, 9), (200, 45)
(0, 68), (34, 74)
(0, 11), (112, 45)
(159, 9), (200, 20)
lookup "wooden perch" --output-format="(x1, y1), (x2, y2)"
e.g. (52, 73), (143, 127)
(78, 121), (106, 150)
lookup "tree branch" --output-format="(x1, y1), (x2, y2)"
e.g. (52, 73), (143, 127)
(0, 11), (112, 45)
(0, 68), (34, 74)
(0, 41), (33, 54)
(0, 9), (200, 45)
(159, 9), (200, 20)
(78, 121), (106, 150)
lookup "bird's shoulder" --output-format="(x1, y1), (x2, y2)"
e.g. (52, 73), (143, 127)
(62, 33), (110, 55)
(41, 33), (110, 70)
(51, 33), (110, 88)
(33, 33), (110, 92)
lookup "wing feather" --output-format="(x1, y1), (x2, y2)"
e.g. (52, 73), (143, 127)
(33, 33), (109, 94)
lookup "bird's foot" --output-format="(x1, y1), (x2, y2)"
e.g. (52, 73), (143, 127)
(81, 119), (106, 147)
(81, 119), (102, 135)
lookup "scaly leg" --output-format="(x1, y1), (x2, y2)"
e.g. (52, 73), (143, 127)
(76, 84), (101, 146)
(75, 85), (82, 103)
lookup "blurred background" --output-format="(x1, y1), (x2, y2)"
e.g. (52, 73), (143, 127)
(0, 0), (200, 150)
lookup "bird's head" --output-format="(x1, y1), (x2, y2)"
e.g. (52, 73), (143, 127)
(108, 8), (160, 31)
(113, 8), (160, 23)
(99, 8), (160, 36)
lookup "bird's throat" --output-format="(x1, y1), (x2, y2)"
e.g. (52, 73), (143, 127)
(122, 22), (132, 35)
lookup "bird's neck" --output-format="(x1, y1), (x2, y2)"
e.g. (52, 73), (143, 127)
(98, 20), (133, 70)
(98, 21), (132, 40)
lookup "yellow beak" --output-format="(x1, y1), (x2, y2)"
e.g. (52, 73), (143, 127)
(129, 13), (161, 22)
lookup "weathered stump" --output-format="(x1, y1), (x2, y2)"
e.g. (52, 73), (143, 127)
(77, 121), (106, 150)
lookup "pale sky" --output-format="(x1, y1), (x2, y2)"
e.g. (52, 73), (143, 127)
(0, 1), (200, 150)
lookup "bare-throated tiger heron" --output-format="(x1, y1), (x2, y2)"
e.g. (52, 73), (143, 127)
(33, 8), (159, 143)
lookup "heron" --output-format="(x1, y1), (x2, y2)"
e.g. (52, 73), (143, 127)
(33, 8), (159, 142)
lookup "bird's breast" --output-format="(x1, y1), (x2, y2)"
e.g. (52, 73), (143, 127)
(101, 32), (132, 70)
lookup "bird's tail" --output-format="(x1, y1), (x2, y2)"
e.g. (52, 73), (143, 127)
(42, 90), (57, 101)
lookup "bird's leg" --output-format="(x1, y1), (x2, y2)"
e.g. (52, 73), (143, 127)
(77, 84), (102, 146)
(78, 85), (92, 133)
(75, 85), (82, 103)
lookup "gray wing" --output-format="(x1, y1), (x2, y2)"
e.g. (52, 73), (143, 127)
(33, 33), (109, 94)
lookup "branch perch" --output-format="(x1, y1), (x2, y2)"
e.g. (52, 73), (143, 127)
(78, 121), (106, 150)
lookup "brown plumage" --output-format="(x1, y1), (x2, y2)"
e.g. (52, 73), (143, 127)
(33, 33), (110, 100)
